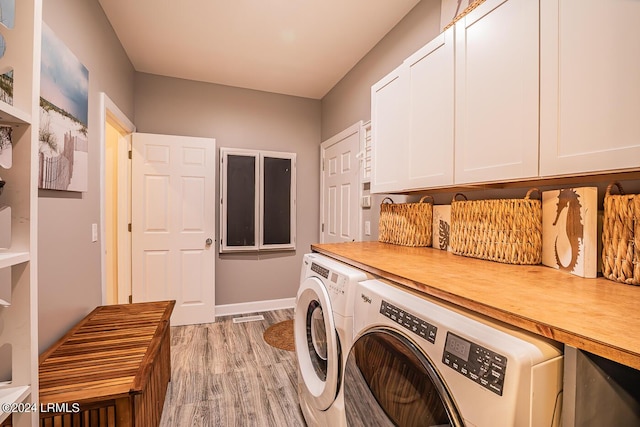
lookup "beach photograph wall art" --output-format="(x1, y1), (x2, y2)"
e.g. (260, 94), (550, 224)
(0, 0), (15, 106)
(39, 23), (89, 192)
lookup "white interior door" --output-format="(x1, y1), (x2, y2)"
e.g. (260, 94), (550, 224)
(132, 132), (216, 326)
(321, 122), (361, 243)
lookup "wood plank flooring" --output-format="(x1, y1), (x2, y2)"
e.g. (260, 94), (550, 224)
(159, 309), (306, 427)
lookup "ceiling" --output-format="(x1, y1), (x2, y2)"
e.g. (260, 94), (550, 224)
(98, 0), (420, 99)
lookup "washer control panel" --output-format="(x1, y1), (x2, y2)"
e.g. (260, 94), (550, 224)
(443, 332), (507, 396)
(311, 262), (345, 296)
(380, 300), (437, 344)
(311, 262), (329, 279)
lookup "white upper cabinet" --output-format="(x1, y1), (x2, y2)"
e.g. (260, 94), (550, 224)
(371, 28), (455, 193)
(371, 64), (408, 193)
(539, 0), (640, 176)
(454, 0), (539, 184)
(406, 27), (455, 189)
(370, 0), (638, 193)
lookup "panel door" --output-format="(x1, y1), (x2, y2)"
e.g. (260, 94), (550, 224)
(371, 64), (409, 193)
(321, 122), (361, 243)
(454, 0), (539, 184)
(131, 133), (216, 326)
(406, 27), (455, 189)
(539, 0), (640, 176)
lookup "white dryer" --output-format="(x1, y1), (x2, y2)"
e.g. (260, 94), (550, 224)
(344, 279), (564, 427)
(295, 253), (369, 427)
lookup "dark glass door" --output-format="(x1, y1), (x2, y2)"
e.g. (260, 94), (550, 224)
(226, 154), (256, 246)
(306, 299), (329, 381)
(344, 328), (464, 427)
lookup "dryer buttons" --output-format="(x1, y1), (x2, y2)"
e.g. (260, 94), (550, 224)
(380, 300), (437, 344)
(311, 263), (330, 279)
(443, 332), (507, 396)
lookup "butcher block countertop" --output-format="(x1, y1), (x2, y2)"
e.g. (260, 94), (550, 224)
(311, 241), (640, 371)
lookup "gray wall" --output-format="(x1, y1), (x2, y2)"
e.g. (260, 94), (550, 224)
(321, 0), (442, 141)
(320, 0), (442, 240)
(38, 0), (135, 351)
(133, 73), (321, 306)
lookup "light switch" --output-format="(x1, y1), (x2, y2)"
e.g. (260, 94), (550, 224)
(92, 223), (98, 242)
(364, 221), (371, 236)
(362, 195), (371, 208)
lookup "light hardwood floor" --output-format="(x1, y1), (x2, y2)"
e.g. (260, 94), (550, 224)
(159, 309), (306, 427)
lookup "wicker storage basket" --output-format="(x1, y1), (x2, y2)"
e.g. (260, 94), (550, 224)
(443, 0), (486, 30)
(378, 196), (434, 247)
(602, 182), (640, 285)
(450, 189), (542, 265)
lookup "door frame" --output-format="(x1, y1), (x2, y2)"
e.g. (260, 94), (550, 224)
(319, 121), (363, 243)
(99, 92), (136, 305)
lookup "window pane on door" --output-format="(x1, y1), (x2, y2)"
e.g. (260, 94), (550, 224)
(227, 155), (256, 246)
(263, 156), (291, 245)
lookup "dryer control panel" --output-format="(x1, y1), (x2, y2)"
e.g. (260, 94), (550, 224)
(443, 332), (507, 396)
(380, 300), (438, 344)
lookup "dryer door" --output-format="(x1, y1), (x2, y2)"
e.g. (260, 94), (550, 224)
(344, 328), (465, 427)
(295, 276), (341, 411)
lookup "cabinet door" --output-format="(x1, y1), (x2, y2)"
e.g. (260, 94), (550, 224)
(540, 0), (640, 176)
(406, 27), (455, 189)
(454, 0), (539, 184)
(371, 64), (408, 193)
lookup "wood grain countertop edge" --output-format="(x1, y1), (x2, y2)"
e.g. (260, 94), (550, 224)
(311, 242), (640, 371)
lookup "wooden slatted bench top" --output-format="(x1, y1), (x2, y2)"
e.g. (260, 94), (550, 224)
(39, 301), (175, 406)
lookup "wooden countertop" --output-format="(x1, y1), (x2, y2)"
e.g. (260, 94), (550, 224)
(312, 242), (640, 371)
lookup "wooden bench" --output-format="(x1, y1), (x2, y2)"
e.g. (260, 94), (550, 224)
(37, 300), (175, 427)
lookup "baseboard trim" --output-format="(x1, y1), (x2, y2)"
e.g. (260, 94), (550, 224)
(215, 297), (296, 317)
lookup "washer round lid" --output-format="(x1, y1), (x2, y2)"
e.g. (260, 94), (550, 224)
(295, 276), (340, 410)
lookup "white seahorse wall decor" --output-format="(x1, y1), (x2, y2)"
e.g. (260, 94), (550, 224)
(542, 187), (598, 278)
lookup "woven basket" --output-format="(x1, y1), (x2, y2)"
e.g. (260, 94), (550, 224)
(443, 0), (487, 31)
(378, 196), (434, 247)
(602, 182), (640, 285)
(450, 189), (542, 265)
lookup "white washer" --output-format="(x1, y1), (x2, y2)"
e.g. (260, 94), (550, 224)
(344, 279), (564, 427)
(295, 253), (369, 427)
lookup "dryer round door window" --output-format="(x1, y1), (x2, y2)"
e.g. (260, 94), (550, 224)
(294, 276), (341, 411)
(308, 300), (329, 379)
(344, 328), (464, 427)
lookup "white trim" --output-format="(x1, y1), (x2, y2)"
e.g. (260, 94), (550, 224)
(259, 151), (296, 250)
(219, 148), (260, 252)
(116, 134), (132, 304)
(220, 147), (296, 252)
(215, 297), (296, 317)
(99, 92), (135, 305)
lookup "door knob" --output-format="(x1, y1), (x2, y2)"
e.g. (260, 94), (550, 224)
(206, 238), (213, 246)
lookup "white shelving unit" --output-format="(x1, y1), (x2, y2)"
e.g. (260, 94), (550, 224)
(0, 0), (41, 426)
(0, 386), (31, 421)
(361, 121), (371, 183)
(0, 253), (29, 270)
